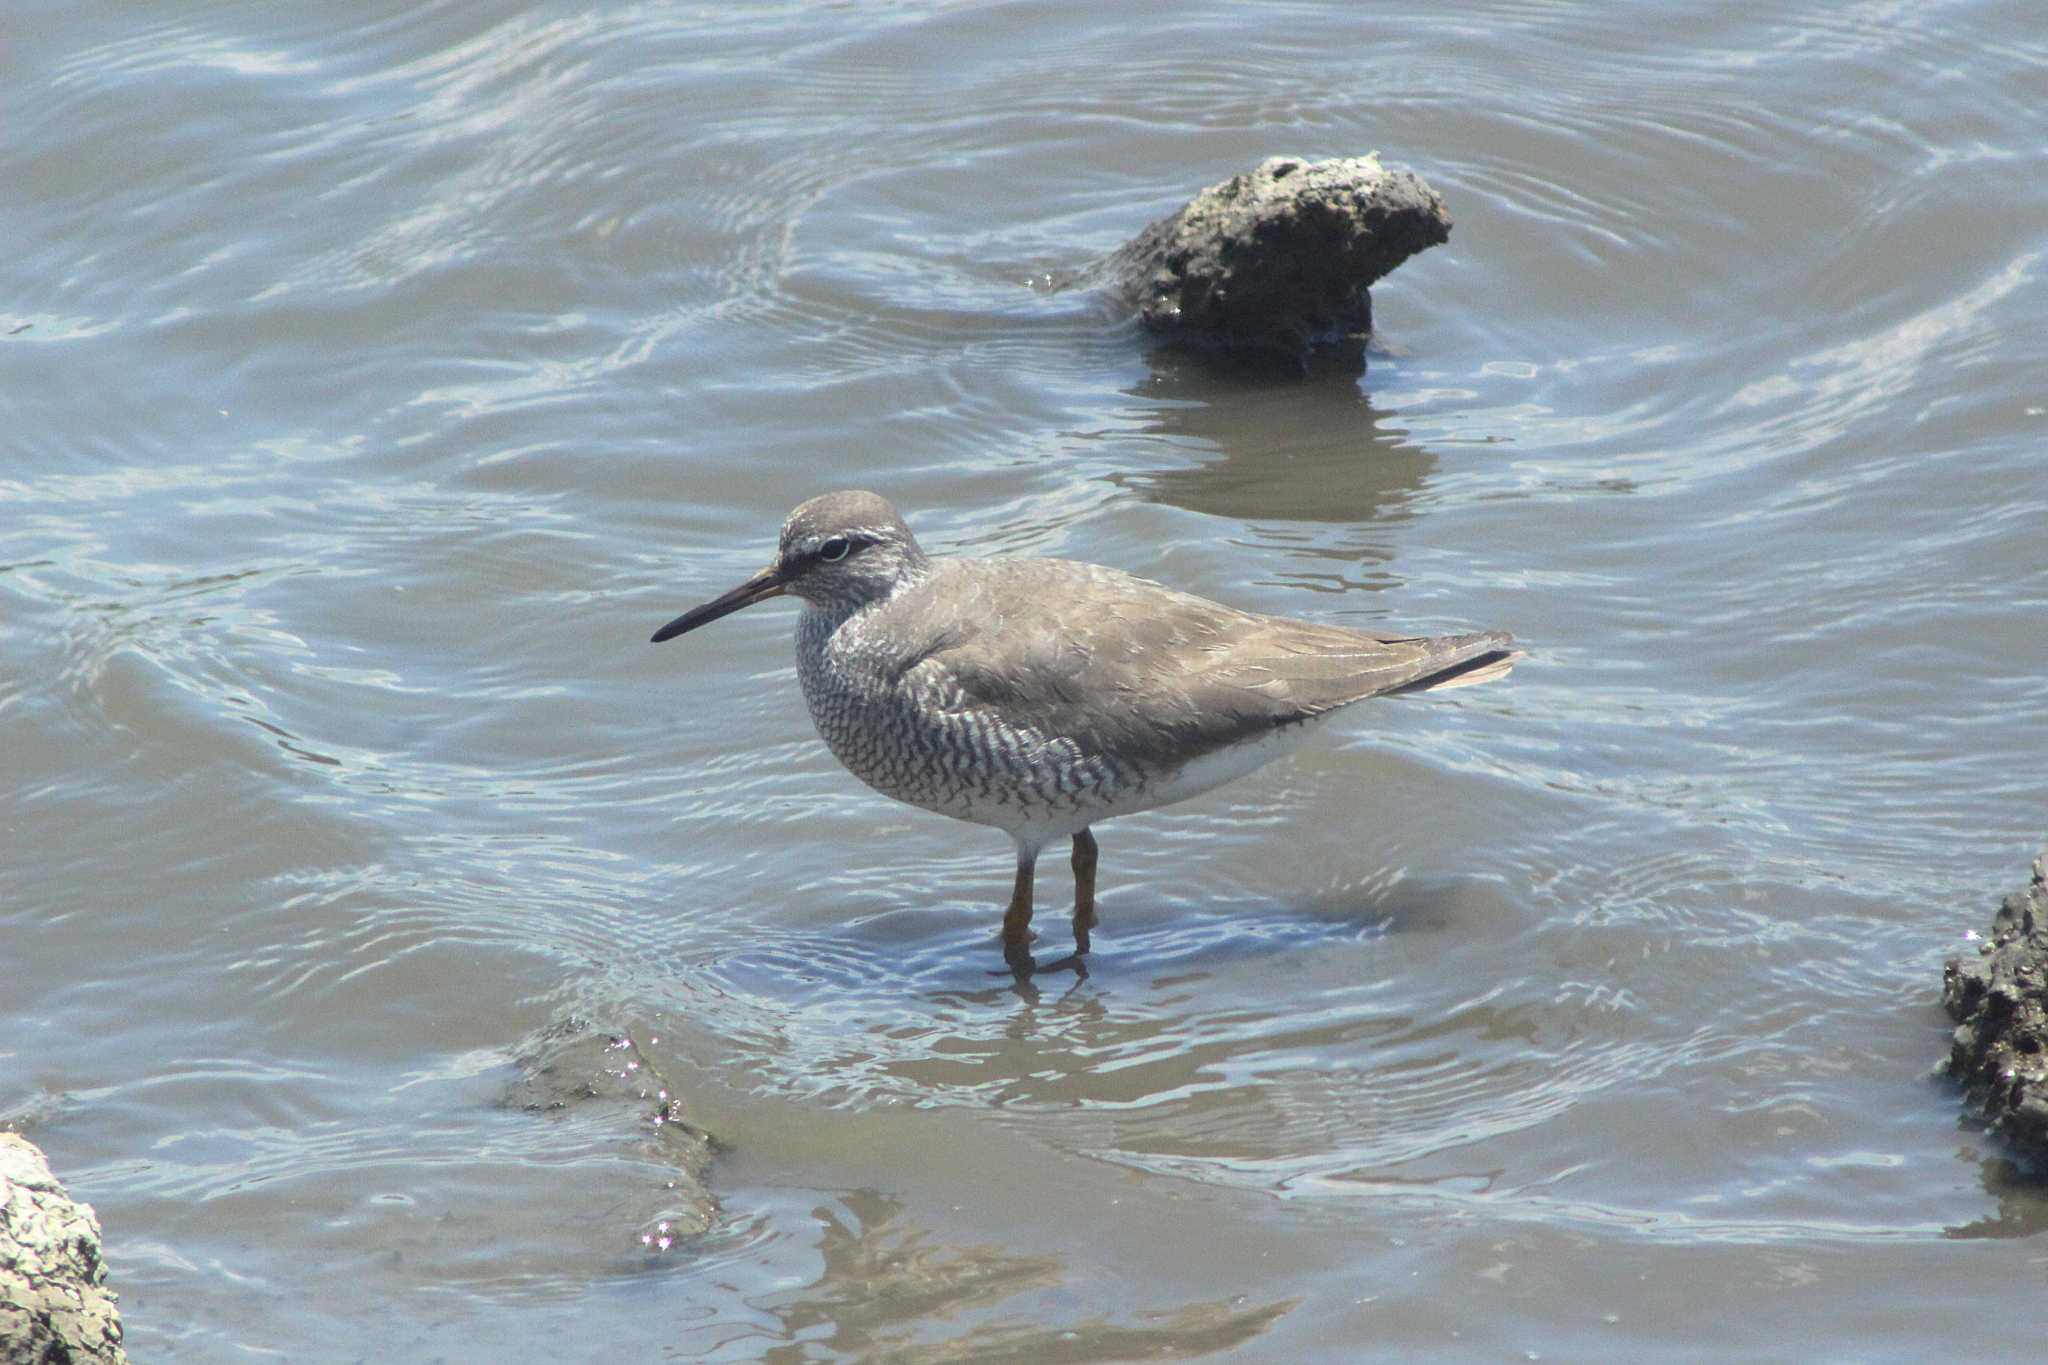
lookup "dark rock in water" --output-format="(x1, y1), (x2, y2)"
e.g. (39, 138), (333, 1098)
(1943, 850), (2048, 1166)
(1094, 155), (1451, 362)
(0, 1134), (128, 1364)
(505, 1017), (718, 1251)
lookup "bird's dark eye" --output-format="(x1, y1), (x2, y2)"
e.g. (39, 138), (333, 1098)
(818, 536), (851, 563)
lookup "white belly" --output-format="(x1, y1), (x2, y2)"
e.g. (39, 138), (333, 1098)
(1126, 720), (1321, 811)
(1006, 717), (1326, 849)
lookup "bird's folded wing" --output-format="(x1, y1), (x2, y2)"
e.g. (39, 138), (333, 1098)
(896, 558), (1510, 769)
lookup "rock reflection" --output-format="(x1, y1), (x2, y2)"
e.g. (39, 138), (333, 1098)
(1111, 350), (1435, 541)
(1943, 1148), (2048, 1241)
(756, 1189), (1292, 1361)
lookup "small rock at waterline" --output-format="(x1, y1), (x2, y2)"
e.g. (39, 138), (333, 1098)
(1093, 155), (1452, 361)
(0, 1134), (128, 1364)
(1943, 849), (2048, 1166)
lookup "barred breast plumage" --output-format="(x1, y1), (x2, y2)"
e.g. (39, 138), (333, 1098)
(795, 563), (1150, 841)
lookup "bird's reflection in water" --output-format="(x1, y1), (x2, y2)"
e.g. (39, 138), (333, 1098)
(988, 945), (1089, 1003)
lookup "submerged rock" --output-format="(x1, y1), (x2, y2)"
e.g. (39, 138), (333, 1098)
(1093, 155), (1452, 362)
(0, 1134), (128, 1364)
(1943, 849), (2048, 1166)
(505, 1017), (718, 1251)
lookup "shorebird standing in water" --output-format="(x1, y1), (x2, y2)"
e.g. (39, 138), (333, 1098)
(652, 491), (1519, 971)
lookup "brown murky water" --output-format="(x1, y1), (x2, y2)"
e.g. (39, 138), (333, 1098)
(5, 0), (2047, 1358)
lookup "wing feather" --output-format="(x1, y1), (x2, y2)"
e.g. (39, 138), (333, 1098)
(886, 558), (1517, 770)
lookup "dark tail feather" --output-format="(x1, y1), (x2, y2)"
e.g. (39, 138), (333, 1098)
(1383, 633), (1523, 697)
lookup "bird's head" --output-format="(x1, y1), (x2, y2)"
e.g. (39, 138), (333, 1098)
(650, 490), (928, 642)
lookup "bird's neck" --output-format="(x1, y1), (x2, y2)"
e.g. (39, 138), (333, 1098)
(798, 560), (927, 638)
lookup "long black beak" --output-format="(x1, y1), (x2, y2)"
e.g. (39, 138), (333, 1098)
(650, 564), (787, 642)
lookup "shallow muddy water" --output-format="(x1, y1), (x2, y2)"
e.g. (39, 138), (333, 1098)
(5, 0), (2047, 1358)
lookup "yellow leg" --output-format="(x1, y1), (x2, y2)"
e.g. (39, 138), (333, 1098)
(1001, 849), (1036, 962)
(1071, 829), (1098, 954)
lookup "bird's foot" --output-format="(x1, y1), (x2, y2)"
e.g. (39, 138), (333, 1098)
(992, 945), (1089, 982)
(999, 924), (1038, 974)
(1071, 908), (1096, 956)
